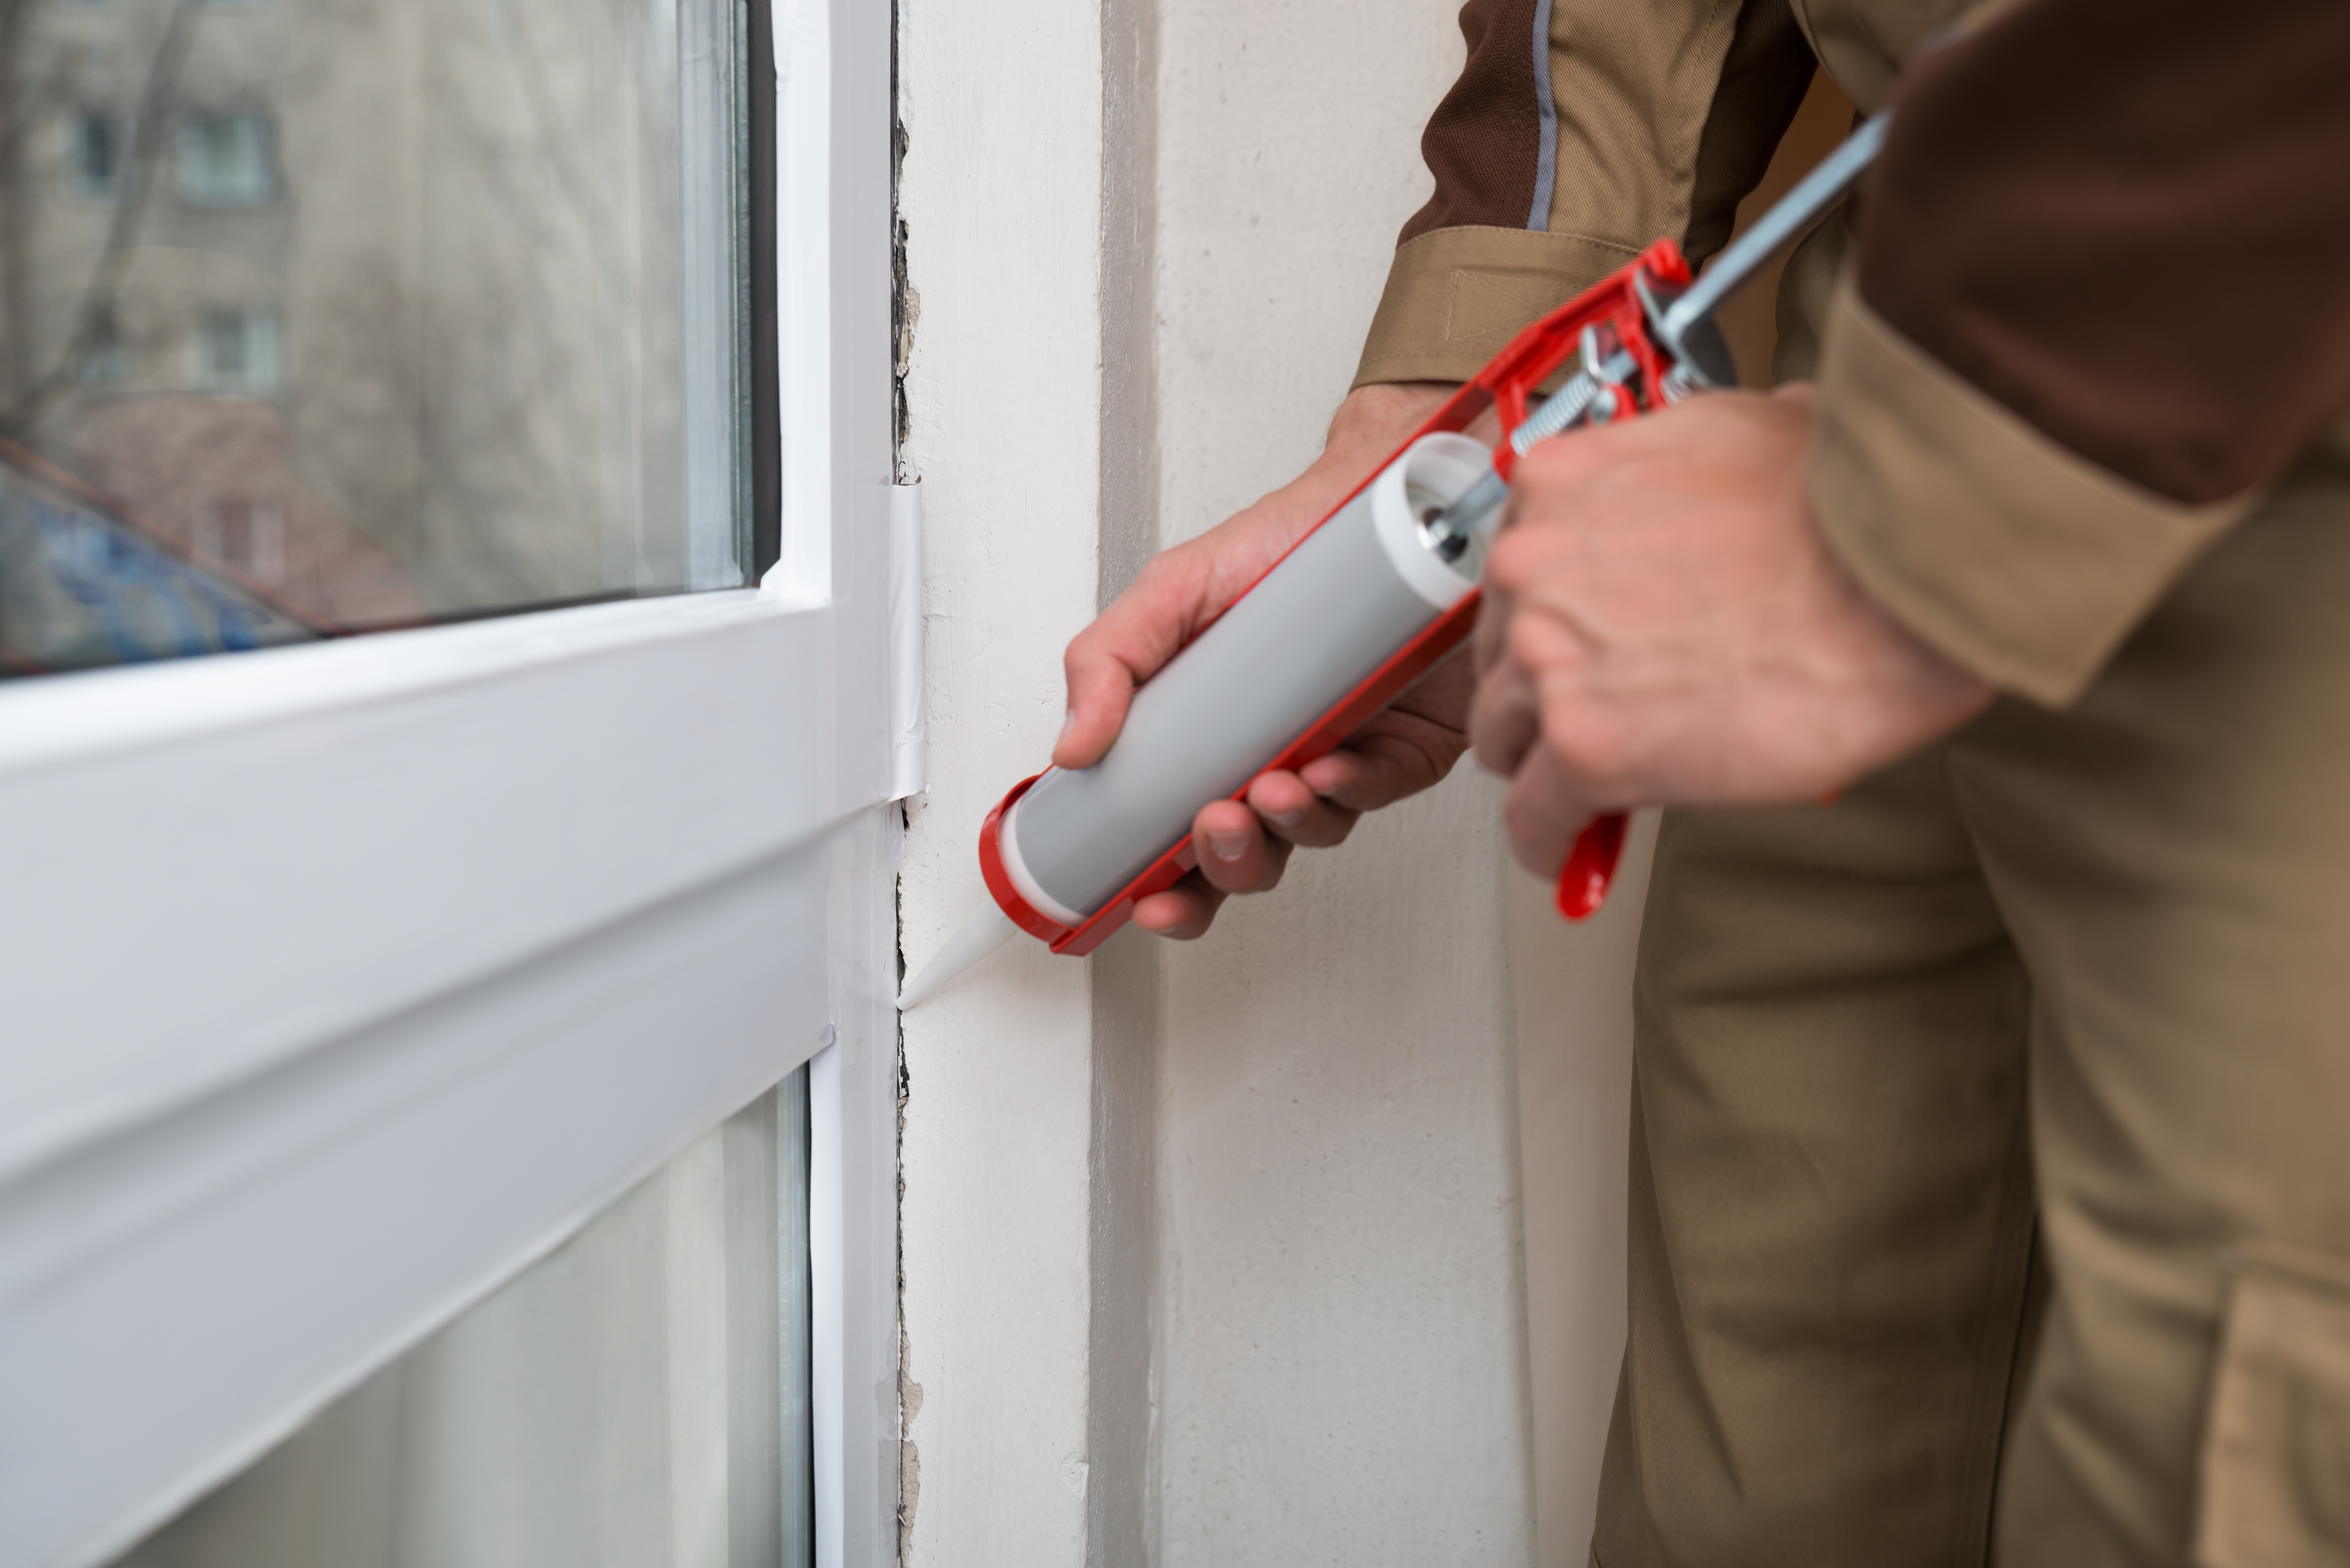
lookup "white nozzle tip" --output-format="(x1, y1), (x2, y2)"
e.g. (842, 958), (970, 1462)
(897, 901), (1019, 1010)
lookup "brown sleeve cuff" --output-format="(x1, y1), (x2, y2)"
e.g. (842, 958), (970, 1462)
(1810, 277), (2253, 708)
(1351, 225), (1637, 391)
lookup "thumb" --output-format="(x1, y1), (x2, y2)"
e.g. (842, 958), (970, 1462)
(1054, 647), (1139, 769)
(1052, 542), (1224, 769)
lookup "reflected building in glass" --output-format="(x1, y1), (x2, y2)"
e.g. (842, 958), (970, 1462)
(0, 0), (724, 675)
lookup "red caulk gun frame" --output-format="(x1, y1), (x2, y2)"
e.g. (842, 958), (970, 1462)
(983, 236), (1702, 958)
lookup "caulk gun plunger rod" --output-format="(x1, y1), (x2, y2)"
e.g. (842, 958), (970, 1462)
(1664, 111), (1887, 339)
(1424, 468), (1508, 562)
(1423, 112), (1889, 562)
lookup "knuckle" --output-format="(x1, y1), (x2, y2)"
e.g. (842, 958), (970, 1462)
(1545, 710), (1629, 789)
(1500, 797), (1557, 870)
(1468, 712), (1526, 778)
(1504, 610), (1557, 674)
(1484, 532), (1537, 594)
(1131, 548), (1180, 590)
(1514, 434), (1596, 490)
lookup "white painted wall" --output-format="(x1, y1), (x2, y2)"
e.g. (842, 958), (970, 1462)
(1511, 825), (1652, 1568)
(894, 0), (1108, 1560)
(898, 0), (1641, 1562)
(1150, 2), (1538, 1562)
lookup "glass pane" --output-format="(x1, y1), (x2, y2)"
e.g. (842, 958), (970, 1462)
(104, 1073), (814, 1568)
(0, 0), (749, 680)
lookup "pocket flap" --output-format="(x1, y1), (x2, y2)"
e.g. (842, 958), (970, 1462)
(2195, 1242), (2350, 1567)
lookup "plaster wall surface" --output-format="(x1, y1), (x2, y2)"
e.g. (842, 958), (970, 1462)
(899, 0), (1645, 1562)
(895, 0), (1107, 1559)
(1150, 3), (1541, 1563)
(1511, 826), (1652, 1568)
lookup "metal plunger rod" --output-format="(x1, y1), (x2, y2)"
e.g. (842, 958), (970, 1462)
(1663, 111), (1887, 343)
(1420, 111), (1890, 563)
(1423, 341), (1635, 561)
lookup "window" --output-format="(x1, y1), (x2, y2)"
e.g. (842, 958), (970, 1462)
(79, 306), (131, 383)
(68, 107), (120, 199)
(4, 0), (751, 677)
(107, 1076), (817, 1568)
(191, 306), (278, 392)
(190, 501), (284, 583)
(0, 0), (904, 1564)
(175, 109), (273, 206)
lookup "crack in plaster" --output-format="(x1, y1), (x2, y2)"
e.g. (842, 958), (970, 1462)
(899, 1322), (923, 1564)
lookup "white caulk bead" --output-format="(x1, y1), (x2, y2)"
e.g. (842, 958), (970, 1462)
(898, 901), (1019, 1010)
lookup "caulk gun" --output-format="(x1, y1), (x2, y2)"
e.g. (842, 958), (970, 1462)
(900, 115), (1889, 1010)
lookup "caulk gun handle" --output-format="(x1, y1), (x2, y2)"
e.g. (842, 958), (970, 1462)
(1557, 813), (1629, 921)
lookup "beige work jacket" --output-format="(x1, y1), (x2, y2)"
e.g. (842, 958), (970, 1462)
(1355, 0), (2350, 709)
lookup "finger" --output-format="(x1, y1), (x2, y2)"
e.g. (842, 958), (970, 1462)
(1133, 874), (1227, 940)
(1471, 507), (1571, 678)
(1054, 554), (1210, 769)
(1476, 593), (1597, 774)
(1191, 798), (1294, 894)
(1468, 646), (1543, 777)
(1055, 655), (1137, 771)
(1472, 579), (1516, 680)
(1390, 640), (1477, 731)
(1244, 769), (1361, 848)
(1057, 599), (1172, 769)
(1501, 740), (1600, 879)
(1296, 714), (1461, 812)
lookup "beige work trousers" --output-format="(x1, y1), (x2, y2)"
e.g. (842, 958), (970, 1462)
(1589, 424), (2350, 1568)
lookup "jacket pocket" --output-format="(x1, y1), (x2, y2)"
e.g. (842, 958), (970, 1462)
(2194, 1241), (2350, 1567)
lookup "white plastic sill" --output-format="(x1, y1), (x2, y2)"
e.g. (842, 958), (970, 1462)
(0, 580), (825, 774)
(0, 579), (865, 1190)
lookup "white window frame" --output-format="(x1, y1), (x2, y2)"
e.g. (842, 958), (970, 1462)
(0, 1), (901, 1565)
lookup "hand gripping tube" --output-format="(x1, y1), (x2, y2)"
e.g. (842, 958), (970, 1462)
(970, 237), (1704, 956)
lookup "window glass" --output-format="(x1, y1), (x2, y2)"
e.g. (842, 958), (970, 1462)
(0, 0), (749, 679)
(69, 107), (122, 199)
(174, 108), (273, 208)
(101, 1075), (816, 1568)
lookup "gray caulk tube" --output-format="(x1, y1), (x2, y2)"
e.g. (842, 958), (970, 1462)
(900, 432), (1501, 1008)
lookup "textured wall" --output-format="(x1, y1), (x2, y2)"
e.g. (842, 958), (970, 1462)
(1151, 2), (1540, 1563)
(899, 0), (1644, 1561)
(1511, 832), (1651, 1568)
(895, 0), (1109, 1557)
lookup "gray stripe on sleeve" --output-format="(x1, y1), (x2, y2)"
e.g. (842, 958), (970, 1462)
(1525, 0), (1559, 230)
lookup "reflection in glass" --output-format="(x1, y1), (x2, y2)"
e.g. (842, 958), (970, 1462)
(102, 1076), (815, 1568)
(0, 0), (747, 679)
(70, 106), (122, 199)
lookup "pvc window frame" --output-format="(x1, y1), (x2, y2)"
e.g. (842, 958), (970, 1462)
(0, 1), (902, 1565)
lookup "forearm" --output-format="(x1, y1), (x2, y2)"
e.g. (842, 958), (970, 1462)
(1818, 0), (2350, 706)
(1353, 0), (1821, 391)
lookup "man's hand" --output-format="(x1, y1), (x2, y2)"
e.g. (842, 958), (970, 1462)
(1470, 385), (1992, 878)
(1057, 381), (1467, 939)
